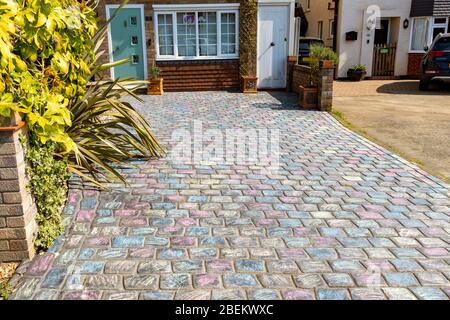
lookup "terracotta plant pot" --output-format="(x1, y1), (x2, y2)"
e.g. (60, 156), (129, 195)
(298, 85), (318, 110)
(321, 60), (335, 69)
(347, 70), (366, 81)
(147, 78), (164, 95)
(240, 76), (258, 94)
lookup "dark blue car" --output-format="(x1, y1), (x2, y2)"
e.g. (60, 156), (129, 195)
(420, 34), (450, 90)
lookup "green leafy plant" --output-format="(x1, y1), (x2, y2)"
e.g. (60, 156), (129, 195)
(150, 66), (161, 80)
(0, 0), (98, 152)
(349, 64), (367, 72)
(2, 0), (164, 250)
(309, 44), (339, 73)
(0, 282), (12, 300)
(22, 137), (71, 251)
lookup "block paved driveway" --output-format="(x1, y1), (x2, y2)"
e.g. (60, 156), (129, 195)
(10, 92), (450, 300)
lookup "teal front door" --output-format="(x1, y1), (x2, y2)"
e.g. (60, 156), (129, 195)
(109, 7), (146, 80)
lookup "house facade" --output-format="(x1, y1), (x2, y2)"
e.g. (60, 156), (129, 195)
(297, 0), (335, 47)
(97, 0), (296, 91)
(408, 0), (450, 76)
(297, 0), (450, 79)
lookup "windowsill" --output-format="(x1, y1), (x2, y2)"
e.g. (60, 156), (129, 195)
(156, 56), (239, 61)
(409, 50), (426, 54)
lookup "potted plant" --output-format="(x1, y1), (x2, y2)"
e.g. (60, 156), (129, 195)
(309, 44), (339, 73)
(298, 45), (338, 110)
(347, 64), (367, 81)
(147, 66), (164, 95)
(241, 76), (258, 94)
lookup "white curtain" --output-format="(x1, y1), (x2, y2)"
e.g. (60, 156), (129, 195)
(411, 18), (429, 51)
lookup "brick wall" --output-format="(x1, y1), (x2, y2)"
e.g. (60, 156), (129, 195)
(0, 115), (38, 262)
(292, 65), (318, 93)
(96, 0), (241, 88)
(157, 59), (240, 91)
(408, 53), (424, 78)
(290, 62), (334, 112)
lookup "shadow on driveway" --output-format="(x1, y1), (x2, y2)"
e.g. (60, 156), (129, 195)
(376, 81), (450, 95)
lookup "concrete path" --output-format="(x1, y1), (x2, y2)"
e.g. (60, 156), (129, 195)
(10, 92), (450, 300)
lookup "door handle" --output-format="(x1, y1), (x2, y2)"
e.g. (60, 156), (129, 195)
(270, 42), (275, 47)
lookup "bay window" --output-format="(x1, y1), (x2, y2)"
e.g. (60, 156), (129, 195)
(155, 9), (239, 60)
(410, 17), (450, 52)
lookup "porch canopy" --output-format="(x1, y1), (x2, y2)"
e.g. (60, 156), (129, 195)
(410, 0), (450, 17)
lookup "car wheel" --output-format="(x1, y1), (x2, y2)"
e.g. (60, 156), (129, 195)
(419, 79), (429, 91)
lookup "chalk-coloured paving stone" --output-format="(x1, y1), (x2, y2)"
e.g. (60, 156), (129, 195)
(105, 261), (137, 274)
(160, 274), (192, 289)
(103, 292), (139, 300)
(323, 273), (355, 287)
(124, 275), (158, 290)
(384, 272), (419, 287)
(85, 275), (120, 289)
(350, 289), (386, 300)
(79, 261), (104, 274)
(61, 290), (101, 300)
(383, 287), (418, 300)
(282, 289), (315, 300)
(175, 290), (212, 300)
(258, 274), (292, 288)
(138, 260), (171, 274)
(112, 236), (144, 248)
(10, 278), (41, 299)
(211, 289), (247, 300)
(294, 274), (326, 289)
(317, 289), (350, 300)
(27, 254), (55, 276)
(412, 287), (448, 300)
(157, 248), (186, 260)
(173, 260), (204, 273)
(41, 268), (66, 288)
(415, 272), (449, 286)
(248, 289), (281, 300)
(235, 260), (265, 272)
(141, 291), (175, 300)
(34, 289), (59, 300)
(193, 274), (221, 288)
(223, 274), (259, 287)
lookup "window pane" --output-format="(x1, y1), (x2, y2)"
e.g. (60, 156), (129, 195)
(221, 12), (236, 55)
(411, 18), (429, 51)
(434, 17), (447, 24)
(433, 27), (446, 40)
(199, 12), (217, 56)
(157, 14), (174, 55)
(177, 12), (196, 56)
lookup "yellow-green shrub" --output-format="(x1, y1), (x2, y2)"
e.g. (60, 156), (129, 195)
(0, 0), (97, 151)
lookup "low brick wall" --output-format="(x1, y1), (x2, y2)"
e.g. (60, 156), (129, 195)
(0, 116), (37, 262)
(408, 53), (424, 78)
(291, 62), (334, 112)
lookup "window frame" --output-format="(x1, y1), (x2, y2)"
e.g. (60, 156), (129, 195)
(329, 19), (335, 38)
(154, 8), (240, 61)
(318, 21), (323, 39)
(409, 16), (449, 53)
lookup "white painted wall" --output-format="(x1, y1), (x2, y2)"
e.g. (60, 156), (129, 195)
(336, 0), (412, 78)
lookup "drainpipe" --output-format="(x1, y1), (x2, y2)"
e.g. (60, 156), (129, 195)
(332, 0), (340, 79)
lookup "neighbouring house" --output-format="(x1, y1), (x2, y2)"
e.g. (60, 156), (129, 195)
(297, 0), (450, 79)
(408, 0), (450, 77)
(297, 0), (336, 47)
(96, 0), (296, 91)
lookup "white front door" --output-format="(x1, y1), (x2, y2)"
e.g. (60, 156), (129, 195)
(257, 4), (289, 89)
